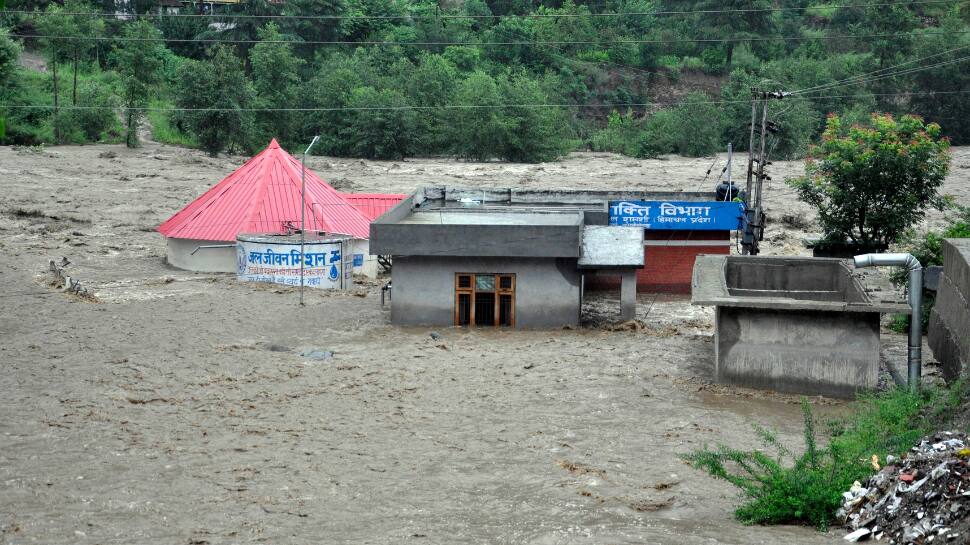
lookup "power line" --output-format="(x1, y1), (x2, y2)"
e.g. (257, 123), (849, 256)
(791, 44), (970, 95)
(1, 0), (958, 21)
(798, 55), (970, 93)
(10, 29), (970, 47)
(3, 90), (967, 113)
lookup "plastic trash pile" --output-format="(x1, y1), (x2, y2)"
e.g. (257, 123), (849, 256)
(839, 431), (970, 543)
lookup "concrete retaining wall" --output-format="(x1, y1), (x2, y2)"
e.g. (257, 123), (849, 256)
(928, 239), (970, 381)
(391, 256), (582, 328)
(715, 307), (881, 398)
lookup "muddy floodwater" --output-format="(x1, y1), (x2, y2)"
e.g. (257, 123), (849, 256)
(2, 142), (968, 544)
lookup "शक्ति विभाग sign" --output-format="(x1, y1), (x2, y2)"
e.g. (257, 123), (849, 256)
(608, 200), (744, 230)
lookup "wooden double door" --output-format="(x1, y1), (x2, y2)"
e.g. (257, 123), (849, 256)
(455, 273), (515, 327)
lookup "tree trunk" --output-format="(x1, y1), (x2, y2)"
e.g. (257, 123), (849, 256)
(72, 53), (78, 106)
(126, 110), (139, 148)
(726, 42), (735, 67)
(52, 58), (60, 143)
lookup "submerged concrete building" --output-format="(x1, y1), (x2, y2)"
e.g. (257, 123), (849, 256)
(691, 255), (910, 397)
(371, 186), (733, 328)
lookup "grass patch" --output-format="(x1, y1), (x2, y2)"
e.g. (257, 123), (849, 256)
(685, 384), (966, 530)
(146, 100), (197, 148)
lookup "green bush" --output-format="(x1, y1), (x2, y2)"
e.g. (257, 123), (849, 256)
(890, 206), (970, 332)
(66, 78), (121, 142)
(637, 92), (722, 158)
(687, 384), (966, 529)
(590, 110), (640, 156)
(0, 68), (53, 145)
(146, 100), (196, 147)
(701, 48), (727, 73)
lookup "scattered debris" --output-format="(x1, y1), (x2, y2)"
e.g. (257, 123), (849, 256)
(299, 349), (334, 361)
(47, 257), (98, 302)
(557, 459), (608, 480)
(839, 431), (970, 544)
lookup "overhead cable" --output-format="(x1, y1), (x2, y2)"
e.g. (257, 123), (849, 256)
(3, 90), (967, 113)
(1, 1), (958, 21)
(10, 29), (970, 46)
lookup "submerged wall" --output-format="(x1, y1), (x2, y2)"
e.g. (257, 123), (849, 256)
(928, 239), (970, 381)
(391, 256), (582, 328)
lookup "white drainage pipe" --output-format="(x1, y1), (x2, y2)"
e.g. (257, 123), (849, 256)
(853, 253), (923, 390)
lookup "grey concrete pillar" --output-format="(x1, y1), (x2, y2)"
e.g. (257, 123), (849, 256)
(620, 269), (637, 321)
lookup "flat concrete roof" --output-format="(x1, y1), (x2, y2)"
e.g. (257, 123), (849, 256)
(371, 186), (723, 259)
(578, 226), (644, 269)
(400, 210), (583, 226)
(691, 255), (910, 313)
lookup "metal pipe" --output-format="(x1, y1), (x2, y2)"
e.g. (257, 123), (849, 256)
(190, 244), (235, 255)
(300, 135), (321, 307)
(853, 253), (923, 390)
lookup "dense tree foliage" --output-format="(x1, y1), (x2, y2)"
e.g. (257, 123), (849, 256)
(789, 113), (951, 249)
(175, 45), (253, 156)
(113, 20), (167, 147)
(0, 0), (968, 161)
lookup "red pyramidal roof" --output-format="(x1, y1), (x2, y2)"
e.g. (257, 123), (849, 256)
(157, 139), (371, 242)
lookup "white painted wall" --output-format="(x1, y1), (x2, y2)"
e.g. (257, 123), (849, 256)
(351, 239), (379, 278)
(165, 238), (236, 273)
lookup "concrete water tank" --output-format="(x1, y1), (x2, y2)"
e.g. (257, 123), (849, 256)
(236, 234), (351, 290)
(692, 255), (910, 398)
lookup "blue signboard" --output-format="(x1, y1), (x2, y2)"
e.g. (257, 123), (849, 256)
(353, 254), (364, 267)
(608, 200), (744, 230)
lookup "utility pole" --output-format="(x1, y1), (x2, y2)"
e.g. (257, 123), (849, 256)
(300, 135), (320, 307)
(741, 89), (789, 255)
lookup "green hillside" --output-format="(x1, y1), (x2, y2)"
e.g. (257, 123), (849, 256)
(1, 0), (968, 161)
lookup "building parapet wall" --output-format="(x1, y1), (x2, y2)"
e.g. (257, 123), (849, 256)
(928, 238), (970, 381)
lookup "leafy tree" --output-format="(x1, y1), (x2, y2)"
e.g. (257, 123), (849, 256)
(339, 0), (404, 41)
(909, 18), (970, 145)
(175, 45), (254, 156)
(406, 53), (458, 153)
(0, 26), (19, 85)
(36, 3), (75, 142)
(789, 114), (951, 249)
(200, 0), (283, 58)
(448, 71), (506, 161)
(338, 86), (415, 159)
(280, 0), (345, 52)
(694, 0), (777, 66)
(249, 23), (305, 146)
(639, 92), (721, 158)
(62, 0), (104, 105)
(113, 20), (167, 148)
(56, 77), (120, 142)
(155, 11), (210, 59)
(496, 71), (573, 162)
(0, 27), (21, 140)
(300, 52), (371, 154)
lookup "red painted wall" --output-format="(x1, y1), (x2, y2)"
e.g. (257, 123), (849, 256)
(585, 230), (733, 294)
